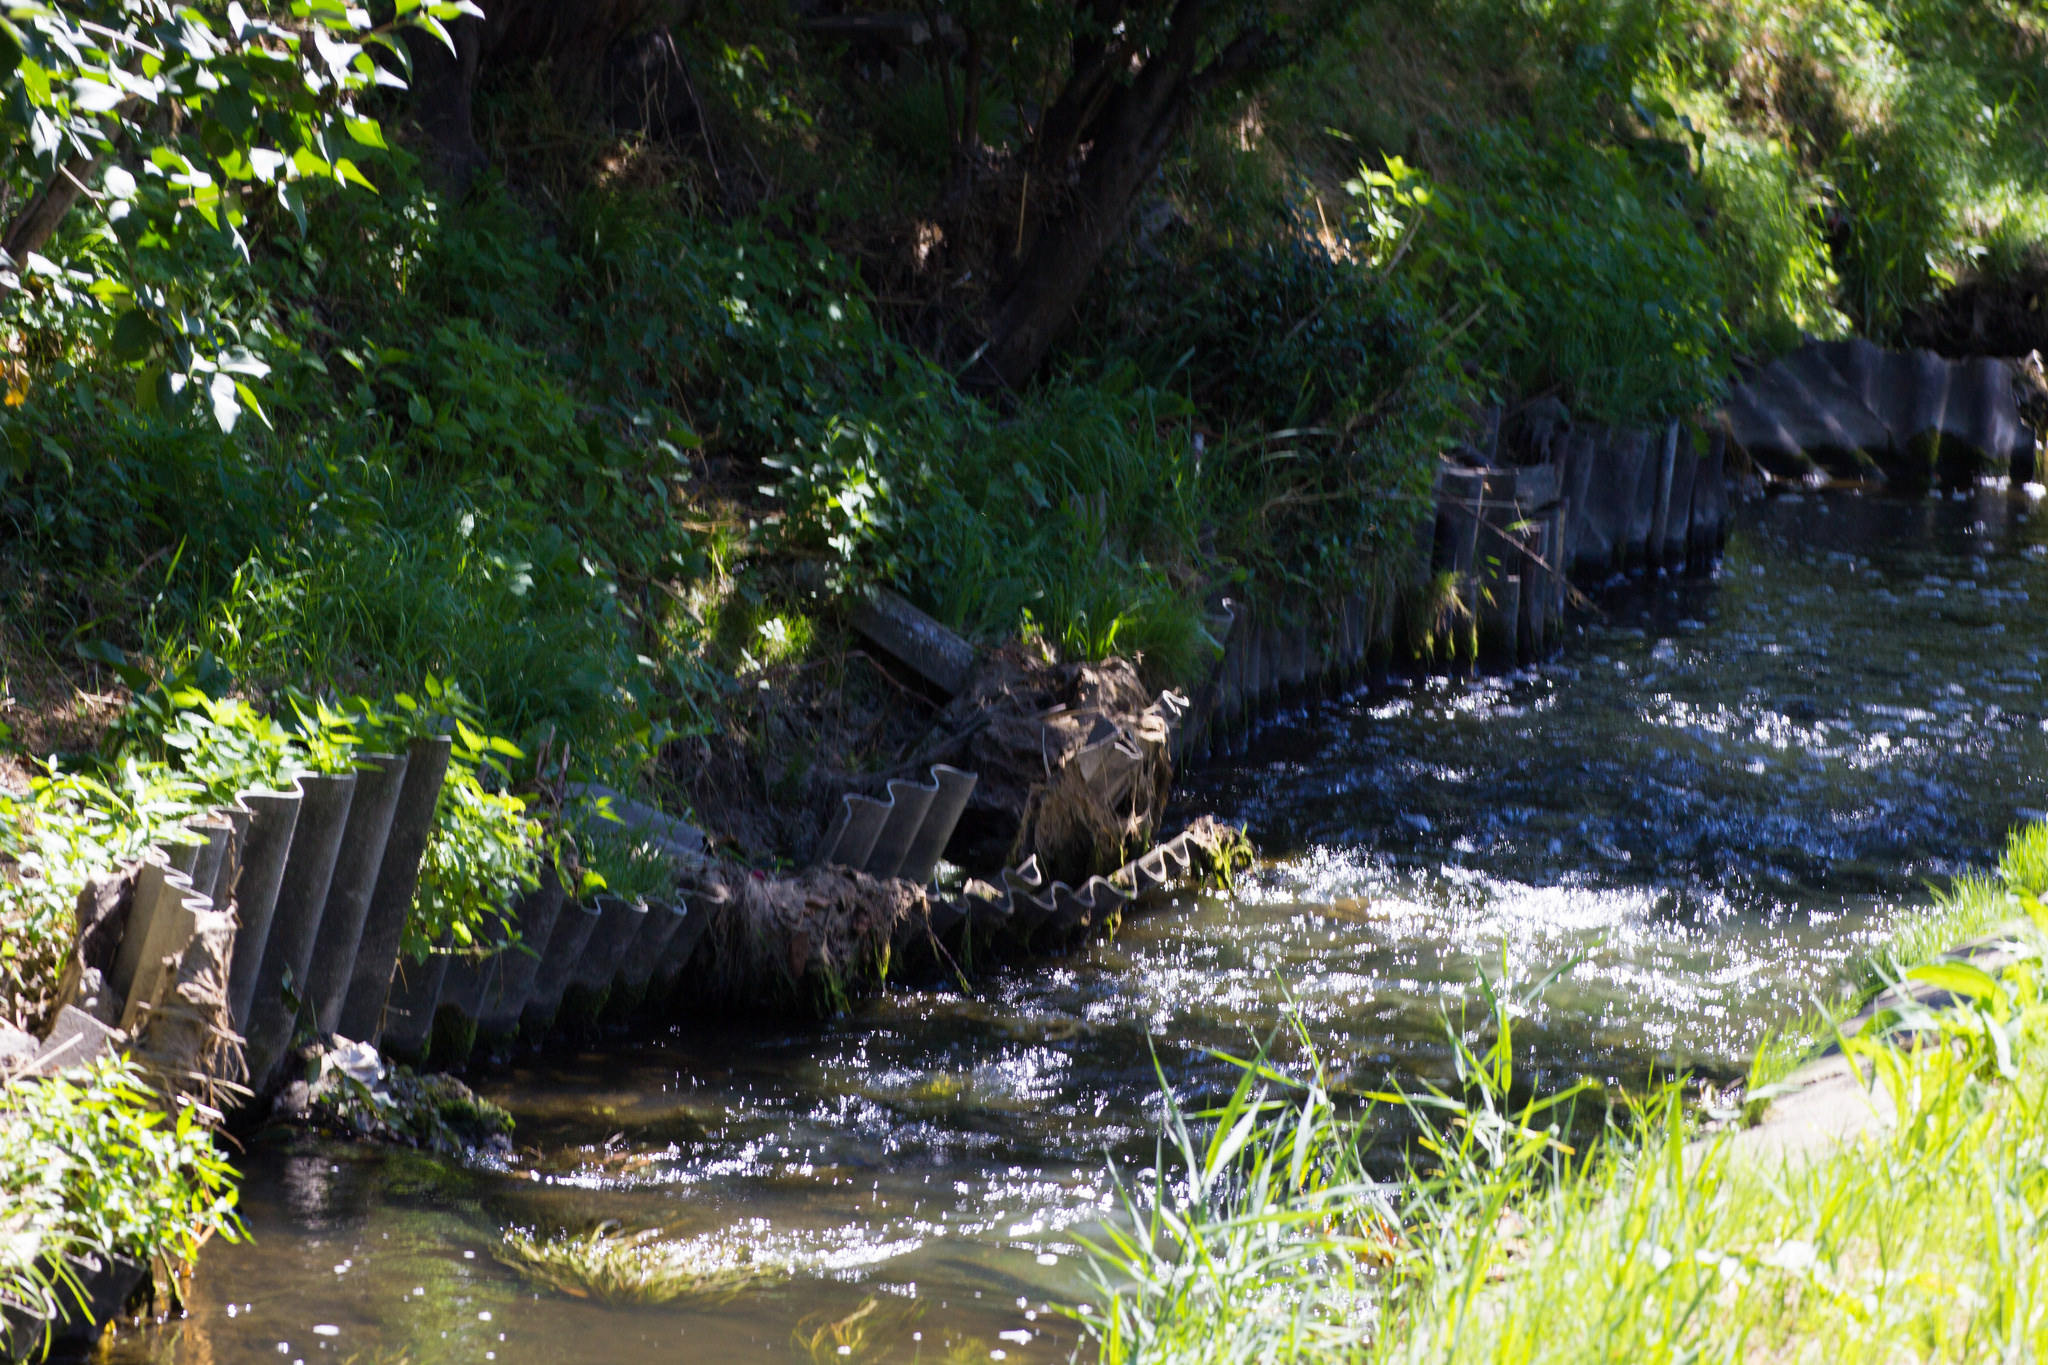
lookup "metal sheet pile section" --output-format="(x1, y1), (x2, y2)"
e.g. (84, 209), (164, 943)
(811, 764), (980, 881)
(32, 750), (453, 1101)
(1724, 339), (2036, 490)
(920, 822), (1207, 946)
(347, 779), (722, 1066)
(382, 882), (732, 1068)
(398, 769), (987, 1066)
(1172, 405), (1738, 764)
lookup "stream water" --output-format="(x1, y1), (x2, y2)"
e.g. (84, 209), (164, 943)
(109, 488), (2048, 1365)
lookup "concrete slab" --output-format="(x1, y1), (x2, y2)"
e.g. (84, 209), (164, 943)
(32, 1005), (123, 1074)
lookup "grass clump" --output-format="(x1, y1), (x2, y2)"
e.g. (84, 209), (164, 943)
(495, 1221), (773, 1305)
(1084, 821), (2048, 1365)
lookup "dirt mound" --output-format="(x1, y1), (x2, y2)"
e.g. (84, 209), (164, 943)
(670, 628), (1186, 887)
(667, 644), (946, 867)
(1903, 258), (2048, 361)
(934, 643), (1180, 882)
(685, 862), (927, 1013)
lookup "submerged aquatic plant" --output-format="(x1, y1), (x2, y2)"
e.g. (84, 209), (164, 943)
(794, 1296), (925, 1365)
(495, 1221), (774, 1304)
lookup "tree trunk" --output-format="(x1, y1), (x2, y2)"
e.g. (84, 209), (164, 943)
(1, 103), (137, 296)
(405, 18), (485, 190)
(4, 153), (104, 265)
(404, 0), (698, 187)
(973, 1), (1265, 389)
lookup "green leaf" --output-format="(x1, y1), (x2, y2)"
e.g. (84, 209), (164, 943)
(279, 181), (308, 233)
(1906, 960), (2004, 1004)
(342, 116), (385, 149)
(333, 156), (375, 192)
(109, 309), (157, 362)
(233, 381), (270, 430)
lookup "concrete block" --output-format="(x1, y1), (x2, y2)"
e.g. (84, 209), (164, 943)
(108, 858), (173, 1005)
(1661, 428), (1698, 570)
(814, 793), (891, 870)
(571, 895), (647, 992)
(225, 787), (303, 1034)
(117, 881), (209, 1034)
(619, 899), (685, 998)
(338, 735), (453, 1044)
(184, 817), (233, 911)
(32, 1004), (122, 1073)
(305, 752), (411, 1037)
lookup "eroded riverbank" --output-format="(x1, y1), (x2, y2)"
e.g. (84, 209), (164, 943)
(107, 489), (2048, 1365)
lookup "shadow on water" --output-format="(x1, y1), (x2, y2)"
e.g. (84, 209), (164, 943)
(110, 490), (2048, 1364)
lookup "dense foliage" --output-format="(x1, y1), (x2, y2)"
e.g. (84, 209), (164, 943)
(0, 0), (478, 437)
(0, 0), (2037, 804)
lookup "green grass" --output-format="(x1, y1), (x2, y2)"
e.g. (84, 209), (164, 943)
(1083, 822), (2048, 1365)
(1748, 824), (2048, 1091)
(495, 1221), (774, 1304)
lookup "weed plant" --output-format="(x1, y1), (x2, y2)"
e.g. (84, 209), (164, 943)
(0, 1056), (241, 1348)
(577, 823), (682, 906)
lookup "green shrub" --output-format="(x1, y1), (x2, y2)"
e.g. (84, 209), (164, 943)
(1825, 59), (1987, 336)
(408, 750), (543, 959)
(1702, 132), (1847, 351)
(187, 502), (653, 763)
(1414, 124), (1735, 421)
(1085, 238), (1450, 431)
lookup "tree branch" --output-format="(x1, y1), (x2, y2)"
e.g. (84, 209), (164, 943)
(959, 21), (983, 155)
(3, 153), (106, 268)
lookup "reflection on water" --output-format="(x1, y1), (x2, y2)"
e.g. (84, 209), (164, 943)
(111, 490), (2048, 1364)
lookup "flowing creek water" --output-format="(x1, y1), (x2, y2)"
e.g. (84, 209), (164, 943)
(111, 489), (2048, 1365)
